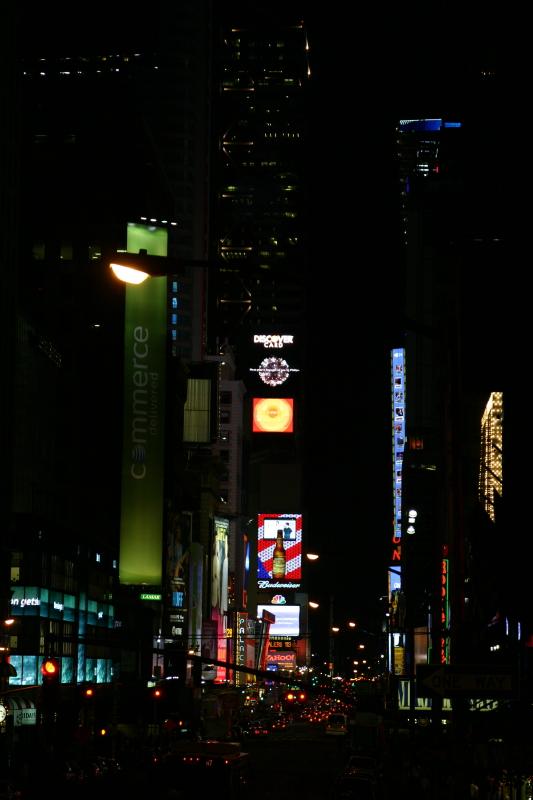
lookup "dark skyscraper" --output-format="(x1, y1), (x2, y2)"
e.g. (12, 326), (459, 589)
(210, 5), (310, 354)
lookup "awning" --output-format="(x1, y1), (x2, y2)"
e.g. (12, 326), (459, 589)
(5, 694), (37, 727)
(5, 695), (35, 712)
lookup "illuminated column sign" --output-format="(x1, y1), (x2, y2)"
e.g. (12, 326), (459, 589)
(119, 223), (168, 587)
(390, 348), (406, 592)
(119, 277), (167, 586)
(440, 556), (450, 664)
(235, 612), (247, 687)
(212, 517), (230, 683)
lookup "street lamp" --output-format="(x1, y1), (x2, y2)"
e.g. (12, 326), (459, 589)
(328, 594), (335, 678)
(108, 248), (208, 284)
(307, 558), (364, 680)
(110, 261), (150, 284)
(108, 250), (172, 284)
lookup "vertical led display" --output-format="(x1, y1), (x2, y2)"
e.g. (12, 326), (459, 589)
(390, 348), (406, 593)
(212, 517), (229, 683)
(211, 518), (229, 613)
(257, 513), (302, 589)
(188, 542), (204, 658)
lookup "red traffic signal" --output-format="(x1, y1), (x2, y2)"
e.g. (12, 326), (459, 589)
(41, 657), (60, 682)
(282, 688), (307, 705)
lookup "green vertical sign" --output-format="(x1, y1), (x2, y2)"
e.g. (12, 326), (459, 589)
(119, 277), (167, 585)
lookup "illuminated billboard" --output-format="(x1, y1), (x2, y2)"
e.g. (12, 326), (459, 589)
(248, 332), (301, 389)
(257, 513), (302, 589)
(266, 651), (297, 669)
(257, 604), (300, 637)
(250, 356), (299, 388)
(252, 397), (294, 433)
(119, 223), (168, 586)
(390, 347), (406, 589)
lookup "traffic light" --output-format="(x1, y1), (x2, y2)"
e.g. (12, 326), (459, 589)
(81, 682), (95, 699)
(150, 684), (166, 723)
(41, 657), (60, 684)
(41, 657), (60, 710)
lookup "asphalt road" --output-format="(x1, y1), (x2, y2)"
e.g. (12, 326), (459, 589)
(243, 719), (352, 800)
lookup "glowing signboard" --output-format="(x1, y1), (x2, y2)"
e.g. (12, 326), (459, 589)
(257, 605), (300, 637)
(257, 513), (302, 589)
(253, 397), (294, 433)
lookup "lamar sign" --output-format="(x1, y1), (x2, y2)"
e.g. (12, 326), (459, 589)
(416, 664), (516, 698)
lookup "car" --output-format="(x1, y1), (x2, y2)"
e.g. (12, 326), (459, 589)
(156, 740), (250, 800)
(330, 774), (378, 799)
(343, 754), (380, 779)
(325, 712), (349, 736)
(270, 712), (289, 730)
(248, 718), (272, 736)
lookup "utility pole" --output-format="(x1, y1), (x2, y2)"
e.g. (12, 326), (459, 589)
(328, 595), (334, 678)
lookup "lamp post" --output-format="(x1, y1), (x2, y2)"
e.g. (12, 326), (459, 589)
(329, 595), (336, 679)
(308, 593), (337, 679)
(109, 242), (224, 694)
(307, 555), (372, 681)
(305, 552), (342, 680)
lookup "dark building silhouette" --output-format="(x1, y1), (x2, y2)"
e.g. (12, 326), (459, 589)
(1, 2), (316, 753)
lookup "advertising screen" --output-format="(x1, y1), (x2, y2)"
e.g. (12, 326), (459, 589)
(252, 397), (294, 433)
(247, 330), (301, 390)
(390, 347), (406, 581)
(257, 604), (300, 637)
(257, 513), (302, 589)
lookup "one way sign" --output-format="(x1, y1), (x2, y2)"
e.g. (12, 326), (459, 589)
(416, 664), (516, 698)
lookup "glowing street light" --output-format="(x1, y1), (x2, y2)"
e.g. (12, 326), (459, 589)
(108, 249), (174, 284)
(108, 248), (207, 284)
(110, 262), (150, 284)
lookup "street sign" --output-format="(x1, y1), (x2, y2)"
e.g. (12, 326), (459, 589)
(416, 664), (516, 698)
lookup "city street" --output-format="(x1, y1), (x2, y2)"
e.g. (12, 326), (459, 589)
(244, 719), (351, 800)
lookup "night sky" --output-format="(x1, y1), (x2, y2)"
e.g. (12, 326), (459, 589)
(302, 5), (513, 638)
